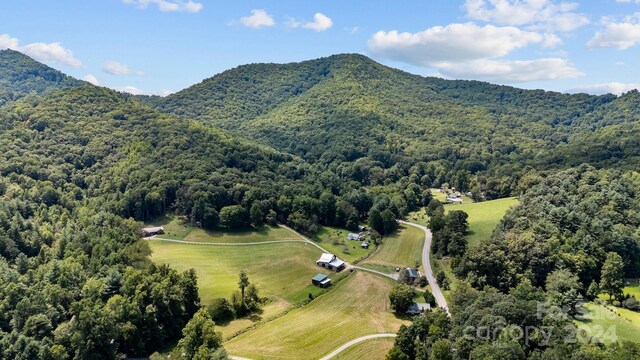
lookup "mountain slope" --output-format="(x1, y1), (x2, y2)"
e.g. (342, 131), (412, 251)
(150, 54), (640, 196)
(0, 49), (84, 104)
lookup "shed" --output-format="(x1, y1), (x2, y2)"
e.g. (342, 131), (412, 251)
(361, 241), (369, 249)
(142, 226), (165, 237)
(312, 274), (331, 288)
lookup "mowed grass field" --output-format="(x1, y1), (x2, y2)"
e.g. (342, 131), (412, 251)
(443, 197), (518, 248)
(312, 226), (373, 263)
(145, 214), (301, 243)
(149, 241), (326, 306)
(333, 338), (395, 360)
(224, 271), (409, 359)
(362, 225), (424, 270)
(575, 303), (640, 344)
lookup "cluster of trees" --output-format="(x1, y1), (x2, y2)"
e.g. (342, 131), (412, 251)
(427, 200), (469, 258)
(205, 271), (263, 329)
(457, 166), (640, 294)
(389, 284), (416, 314)
(0, 207), (202, 359)
(387, 281), (640, 360)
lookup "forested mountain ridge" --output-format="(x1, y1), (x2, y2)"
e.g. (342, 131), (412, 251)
(0, 49), (84, 104)
(149, 54), (640, 198)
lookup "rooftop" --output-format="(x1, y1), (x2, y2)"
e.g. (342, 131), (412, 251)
(312, 274), (329, 282)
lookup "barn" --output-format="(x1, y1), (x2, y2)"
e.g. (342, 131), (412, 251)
(316, 253), (346, 272)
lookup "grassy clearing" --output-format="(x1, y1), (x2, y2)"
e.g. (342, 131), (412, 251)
(333, 337), (395, 360)
(626, 281), (640, 298)
(363, 225), (424, 270)
(575, 303), (640, 344)
(224, 271), (409, 360)
(149, 241), (326, 306)
(311, 226), (373, 263)
(145, 214), (302, 243)
(182, 225), (300, 243)
(598, 281), (640, 302)
(443, 197), (519, 248)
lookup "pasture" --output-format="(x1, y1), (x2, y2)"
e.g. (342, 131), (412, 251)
(333, 338), (395, 360)
(145, 214), (301, 243)
(575, 303), (640, 344)
(443, 197), (518, 247)
(312, 226), (373, 263)
(149, 241), (325, 306)
(224, 271), (409, 359)
(362, 225), (424, 270)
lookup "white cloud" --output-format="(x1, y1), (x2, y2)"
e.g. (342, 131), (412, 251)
(116, 86), (172, 96)
(368, 23), (581, 83)
(369, 23), (545, 66)
(0, 34), (82, 68)
(567, 82), (640, 95)
(464, 0), (589, 32)
(240, 9), (275, 29)
(588, 14), (640, 49)
(122, 0), (202, 13)
(0, 34), (19, 49)
(303, 13), (333, 32)
(437, 58), (583, 83)
(83, 74), (99, 85)
(102, 60), (143, 76)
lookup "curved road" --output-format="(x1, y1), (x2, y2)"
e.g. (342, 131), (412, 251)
(318, 334), (397, 360)
(398, 220), (450, 315)
(229, 333), (397, 360)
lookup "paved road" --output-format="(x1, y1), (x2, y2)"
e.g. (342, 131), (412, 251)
(398, 220), (450, 315)
(318, 334), (397, 360)
(229, 333), (397, 360)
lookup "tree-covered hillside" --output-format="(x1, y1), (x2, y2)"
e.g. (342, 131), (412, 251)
(0, 50), (84, 105)
(149, 54), (640, 198)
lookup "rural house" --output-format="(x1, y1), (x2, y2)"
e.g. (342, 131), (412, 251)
(347, 233), (363, 241)
(311, 274), (331, 288)
(316, 253), (346, 272)
(142, 226), (165, 237)
(406, 268), (419, 282)
(407, 302), (431, 315)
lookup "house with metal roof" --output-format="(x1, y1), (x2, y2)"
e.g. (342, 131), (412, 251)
(407, 302), (431, 315)
(406, 268), (419, 281)
(316, 253), (346, 272)
(142, 226), (165, 237)
(312, 274), (331, 288)
(347, 233), (363, 241)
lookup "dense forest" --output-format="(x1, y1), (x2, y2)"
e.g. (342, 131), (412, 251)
(146, 54), (640, 199)
(1, 49), (640, 359)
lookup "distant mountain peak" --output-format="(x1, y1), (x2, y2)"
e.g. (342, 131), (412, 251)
(0, 49), (85, 103)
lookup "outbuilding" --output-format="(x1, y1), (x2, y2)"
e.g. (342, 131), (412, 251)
(316, 253), (346, 272)
(312, 274), (331, 288)
(142, 226), (165, 237)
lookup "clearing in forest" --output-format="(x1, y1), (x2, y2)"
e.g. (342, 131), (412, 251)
(224, 271), (409, 360)
(361, 225), (424, 271)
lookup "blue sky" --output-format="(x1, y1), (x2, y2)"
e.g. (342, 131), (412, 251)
(2, 0), (640, 96)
